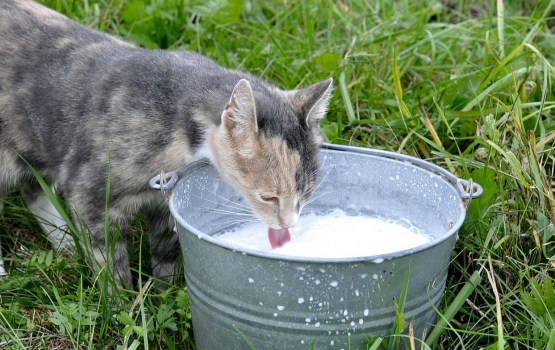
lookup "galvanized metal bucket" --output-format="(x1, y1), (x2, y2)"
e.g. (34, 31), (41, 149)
(163, 144), (482, 350)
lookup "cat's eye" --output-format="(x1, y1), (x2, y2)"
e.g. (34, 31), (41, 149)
(259, 195), (278, 204)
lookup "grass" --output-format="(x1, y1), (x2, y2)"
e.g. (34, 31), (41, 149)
(1, 0), (555, 348)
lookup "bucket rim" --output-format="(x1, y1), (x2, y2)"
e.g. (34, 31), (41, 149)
(169, 146), (469, 263)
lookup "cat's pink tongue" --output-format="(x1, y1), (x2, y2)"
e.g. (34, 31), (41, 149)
(268, 228), (291, 249)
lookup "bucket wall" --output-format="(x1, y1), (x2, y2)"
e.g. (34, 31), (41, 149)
(170, 147), (468, 349)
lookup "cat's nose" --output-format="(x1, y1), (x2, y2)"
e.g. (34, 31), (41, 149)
(280, 211), (299, 228)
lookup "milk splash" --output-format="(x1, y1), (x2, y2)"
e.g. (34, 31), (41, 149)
(217, 209), (431, 258)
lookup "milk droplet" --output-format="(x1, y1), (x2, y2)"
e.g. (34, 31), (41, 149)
(305, 317), (311, 323)
(355, 289), (360, 296)
(273, 313), (278, 317)
(359, 319), (364, 325)
(248, 278), (254, 283)
(277, 305), (285, 311)
(372, 274), (379, 280)
(330, 281), (338, 287)
(364, 309), (369, 316)
(315, 279), (321, 285)
(298, 298), (305, 304)
(315, 322), (320, 327)
(350, 321), (355, 326)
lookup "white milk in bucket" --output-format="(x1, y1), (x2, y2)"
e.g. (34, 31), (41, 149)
(217, 209), (431, 258)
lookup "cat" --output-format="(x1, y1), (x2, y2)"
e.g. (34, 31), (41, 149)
(0, 0), (333, 287)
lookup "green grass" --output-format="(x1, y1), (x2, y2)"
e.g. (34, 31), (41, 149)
(1, 0), (555, 349)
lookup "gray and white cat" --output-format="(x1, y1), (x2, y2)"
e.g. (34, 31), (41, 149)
(0, 0), (332, 286)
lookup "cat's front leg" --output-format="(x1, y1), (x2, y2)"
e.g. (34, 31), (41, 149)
(88, 221), (133, 289)
(148, 205), (180, 284)
(69, 191), (134, 289)
(21, 181), (74, 252)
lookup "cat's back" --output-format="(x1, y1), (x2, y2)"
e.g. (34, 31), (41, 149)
(0, 0), (80, 30)
(0, 0), (135, 80)
(0, 0), (222, 103)
(0, 0), (132, 50)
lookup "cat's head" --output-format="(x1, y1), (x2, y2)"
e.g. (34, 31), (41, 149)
(210, 78), (333, 230)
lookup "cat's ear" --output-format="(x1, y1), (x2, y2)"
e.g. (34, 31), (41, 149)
(222, 79), (258, 134)
(290, 78), (333, 140)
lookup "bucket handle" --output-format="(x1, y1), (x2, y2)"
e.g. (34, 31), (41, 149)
(321, 143), (483, 201)
(149, 159), (210, 191)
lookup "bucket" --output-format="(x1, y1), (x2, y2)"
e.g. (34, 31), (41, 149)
(161, 144), (482, 349)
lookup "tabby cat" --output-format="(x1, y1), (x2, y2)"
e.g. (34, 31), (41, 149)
(0, 0), (333, 287)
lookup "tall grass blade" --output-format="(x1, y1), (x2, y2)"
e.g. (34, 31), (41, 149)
(19, 156), (84, 257)
(547, 328), (555, 350)
(388, 268), (410, 350)
(425, 270), (482, 348)
(339, 71), (357, 123)
(464, 67), (530, 111)
(368, 337), (384, 350)
(233, 325), (257, 350)
(485, 140), (530, 187)
(496, 0), (505, 58)
(392, 52), (412, 119)
(486, 256), (505, 350)
(478, 39), (523, 93)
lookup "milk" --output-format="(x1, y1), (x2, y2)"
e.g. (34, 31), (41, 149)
(217, 209), (431, 258)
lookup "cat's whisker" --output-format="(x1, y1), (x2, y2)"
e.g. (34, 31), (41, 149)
(309, 165), (335, 181)
(214, 219), (261, 233)
(199, 207), (254, 215)
(196, 186), (252, 210)
(204, 177), (228, 182)
(311, 163), (335, 175)
(304, 190), (334, 207)
(192, 195), (252, 213)
(200, 208), (257, 218)
(307, 166), (333, 198)
(230, 218), (260, 226)
(190, 193), (253, 214)
(304, 166), (333, 192)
